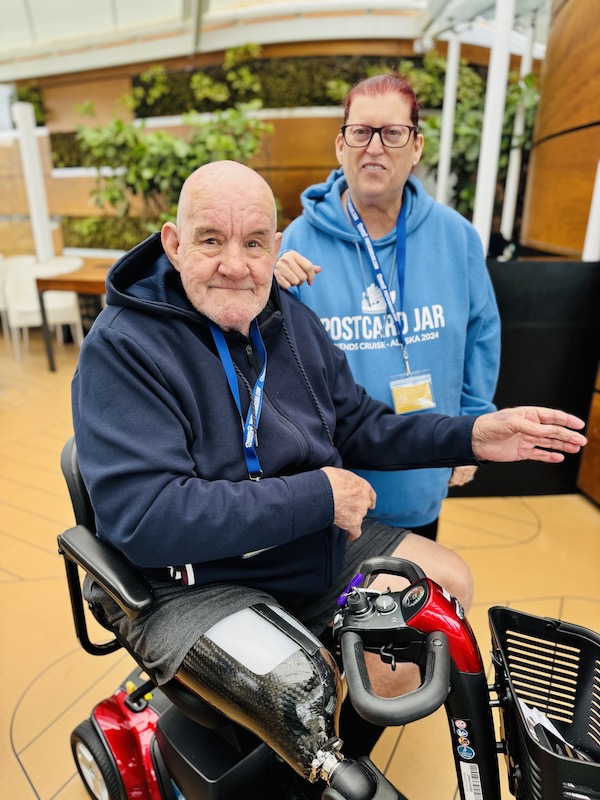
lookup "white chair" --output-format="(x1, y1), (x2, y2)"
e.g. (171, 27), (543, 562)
(0, 255), (38, 345)
(4, 261), (84, 361)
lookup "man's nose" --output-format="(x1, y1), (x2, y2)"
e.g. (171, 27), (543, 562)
(218, 245), (249, 277)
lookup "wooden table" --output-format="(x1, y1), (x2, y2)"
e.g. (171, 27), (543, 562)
(36, 261), (111, 371)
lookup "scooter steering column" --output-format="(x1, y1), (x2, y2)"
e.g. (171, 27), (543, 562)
(334, 557), (501, 800)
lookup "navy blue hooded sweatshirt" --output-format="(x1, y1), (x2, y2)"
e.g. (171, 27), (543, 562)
(72, 233), (477, 595)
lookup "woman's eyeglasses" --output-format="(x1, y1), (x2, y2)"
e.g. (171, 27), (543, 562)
(341, 124), (418, 149)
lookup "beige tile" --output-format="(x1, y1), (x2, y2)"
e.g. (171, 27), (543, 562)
(0, 478), (73, 529)
(0, 454), (67, 494)
(0, 536), (61, 579)
(383, 707), (457, 800)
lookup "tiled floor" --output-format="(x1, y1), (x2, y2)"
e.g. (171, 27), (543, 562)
(1, 331), (599, 800)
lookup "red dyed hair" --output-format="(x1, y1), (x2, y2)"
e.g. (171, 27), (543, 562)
(342, 71), (420, 128)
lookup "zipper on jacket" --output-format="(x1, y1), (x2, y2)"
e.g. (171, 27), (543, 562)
(245, 343), (254, 366)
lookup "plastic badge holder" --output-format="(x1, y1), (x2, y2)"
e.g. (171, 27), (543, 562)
(489, 607), (600, 799)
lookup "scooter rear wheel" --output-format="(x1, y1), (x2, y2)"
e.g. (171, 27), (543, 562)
(71, 719), (125, 800)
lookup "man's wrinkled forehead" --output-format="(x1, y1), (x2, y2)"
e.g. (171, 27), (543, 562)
(184, 190), (276, 235)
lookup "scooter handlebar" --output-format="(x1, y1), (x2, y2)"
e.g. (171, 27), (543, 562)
(359, 556), (426, 588)
(340, 629), (450, 726)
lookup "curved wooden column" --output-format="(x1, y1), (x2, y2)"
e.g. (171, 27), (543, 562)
(520, 0), (600, 256)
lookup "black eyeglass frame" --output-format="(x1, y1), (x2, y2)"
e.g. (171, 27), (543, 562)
(340, 124), (419, 149)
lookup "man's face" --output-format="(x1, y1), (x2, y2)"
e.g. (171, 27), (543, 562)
(335, 92), (424, 209)
(163, 178), (281, 336)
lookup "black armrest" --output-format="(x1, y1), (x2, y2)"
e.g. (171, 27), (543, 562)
(58, 524), (154, 619)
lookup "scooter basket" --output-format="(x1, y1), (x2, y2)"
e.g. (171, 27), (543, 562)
(489, 607), (600, 799)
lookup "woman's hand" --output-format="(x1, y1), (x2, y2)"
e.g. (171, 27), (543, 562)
(275, 251), (322, 288)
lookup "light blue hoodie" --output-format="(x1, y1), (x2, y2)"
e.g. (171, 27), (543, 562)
(281, 169), (500, 528)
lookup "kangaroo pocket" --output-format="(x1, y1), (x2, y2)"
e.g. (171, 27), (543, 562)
(194, 528), (342, 595)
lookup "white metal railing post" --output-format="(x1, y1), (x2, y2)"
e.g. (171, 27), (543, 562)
(11, 101), (54, 262)
(500, 22), (535, 242)
(582, 162), (600, 262)
(472, 0), (517, 254)
(435, 31), (461, 206)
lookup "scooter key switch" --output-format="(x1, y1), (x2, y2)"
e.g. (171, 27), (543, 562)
(347, 589), (371, 616)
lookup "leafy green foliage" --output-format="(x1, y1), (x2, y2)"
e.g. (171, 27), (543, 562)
(16, 82), (45, 125)
(130, 53), (414, 117)
(419, 65), (538, 217)
(76, 105), (271, 224)
(124, 65), (171, 113)
(324, 52), (485, 110)
(61, 215), (152, 250)
(74, 48), (272, 226)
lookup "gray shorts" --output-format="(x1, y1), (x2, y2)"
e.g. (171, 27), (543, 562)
(86, 519), (408, 684)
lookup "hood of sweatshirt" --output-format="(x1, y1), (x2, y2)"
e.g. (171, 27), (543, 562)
(298, 168), (435, 244)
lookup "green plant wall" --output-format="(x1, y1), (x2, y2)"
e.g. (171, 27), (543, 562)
(49, 47), (537, 249)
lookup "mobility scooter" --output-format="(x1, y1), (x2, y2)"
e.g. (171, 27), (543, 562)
(58, 437), (600, 800)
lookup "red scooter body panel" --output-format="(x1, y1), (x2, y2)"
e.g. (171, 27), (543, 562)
(92, 688), (162, 800)
(403, 579), (484, 674)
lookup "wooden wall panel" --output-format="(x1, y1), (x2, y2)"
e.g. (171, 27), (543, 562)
(521, 126), (600, 256)
(251, 116), (340, 224)
(0, 178), (29, 216)
(0, 220), (63, 256)
(0, 134), (53, 216)
(252, 116), (341, 169)
(534, 0), (600, 139)
(520, 0), (600, 255)
(43, 77), (133, 133)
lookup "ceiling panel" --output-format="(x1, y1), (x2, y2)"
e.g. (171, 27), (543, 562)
(0, 1), (34, 50)
(0, 0), (187, 54)
(17, 0), (114, 46)
(115, 0), (185, 29)
(0, 0), (549, 82)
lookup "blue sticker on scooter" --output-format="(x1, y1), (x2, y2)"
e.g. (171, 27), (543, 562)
(457, 745), (475, 760)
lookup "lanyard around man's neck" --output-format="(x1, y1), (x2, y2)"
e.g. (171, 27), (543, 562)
(209, 319), (267, 480)
(346, 192), (410, 375)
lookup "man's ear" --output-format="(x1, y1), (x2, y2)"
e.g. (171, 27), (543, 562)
(161, 222), (181, 272)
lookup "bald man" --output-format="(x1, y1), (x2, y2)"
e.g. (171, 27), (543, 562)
(72, 160), (585, 779)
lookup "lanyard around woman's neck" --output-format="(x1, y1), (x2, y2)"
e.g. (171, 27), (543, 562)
(209, 319), (267, 480)
(346, 192), (410, 375)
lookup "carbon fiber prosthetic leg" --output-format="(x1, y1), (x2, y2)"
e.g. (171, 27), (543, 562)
(176, 603), (344, 783)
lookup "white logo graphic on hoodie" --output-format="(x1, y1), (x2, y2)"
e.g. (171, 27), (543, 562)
(362, 283), (396, 314)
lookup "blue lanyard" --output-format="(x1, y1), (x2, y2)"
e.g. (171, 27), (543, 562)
(346, 193), (410, 375)
(209, 320), (267, 480)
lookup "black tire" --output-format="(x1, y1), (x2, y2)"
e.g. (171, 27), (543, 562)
(71, 719), (125, 800)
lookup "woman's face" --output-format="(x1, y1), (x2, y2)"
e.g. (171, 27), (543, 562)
(335, 92), (424, 212)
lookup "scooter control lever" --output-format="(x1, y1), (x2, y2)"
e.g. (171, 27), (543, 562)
(340, 630), (450, 726)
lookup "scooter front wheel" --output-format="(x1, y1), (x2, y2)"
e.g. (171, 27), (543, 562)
(71, 719), (125, 800)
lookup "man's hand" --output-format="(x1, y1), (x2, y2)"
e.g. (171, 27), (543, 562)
(448, 465), (478, 487)
(275, 251), (322, 288)
(472, 407), (586, 463)
(320, 466), (376, 541)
